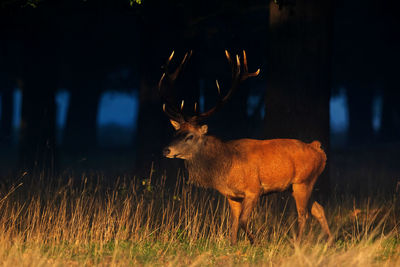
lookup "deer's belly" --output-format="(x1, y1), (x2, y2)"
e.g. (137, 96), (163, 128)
(260, 178), (292, 193)
(215, 184), (246, 199)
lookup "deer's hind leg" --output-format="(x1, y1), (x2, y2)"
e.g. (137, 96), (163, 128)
(292, 183), (313, 241)
(311, 201), (333, 242)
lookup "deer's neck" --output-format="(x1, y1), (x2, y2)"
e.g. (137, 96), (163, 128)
(185, 136), (234, 188)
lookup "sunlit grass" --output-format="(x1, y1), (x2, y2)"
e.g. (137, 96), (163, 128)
(0, 172), (399, 266)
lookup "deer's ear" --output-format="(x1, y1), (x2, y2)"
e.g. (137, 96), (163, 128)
(200, 124), (208, 135)
(170, 119), (181, 130)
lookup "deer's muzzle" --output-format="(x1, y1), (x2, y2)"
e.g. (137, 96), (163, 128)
(163, 147), (171, 157)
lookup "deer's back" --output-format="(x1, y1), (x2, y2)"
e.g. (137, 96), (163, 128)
(222, 139), (326, 196)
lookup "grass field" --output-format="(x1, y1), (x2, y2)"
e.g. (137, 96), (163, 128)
(0, 171), (399, 266)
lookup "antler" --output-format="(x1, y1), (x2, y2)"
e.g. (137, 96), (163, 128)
(158, 50), (259, 123)
(192, 50), (260, 122)
(158, 50), (193, 122)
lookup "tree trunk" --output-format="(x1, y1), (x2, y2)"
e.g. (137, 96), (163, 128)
(346, 85), (374, 144)
(63, 84), (102, 155)
(265, 0), (332, 195)
(0, 87), (14, 146)
(18, 4), (59, 175)
(333, 0), (385, 146)
(377, 1), (400, 143)
(19, 53), (57, 174)
(0, 38), (19, 148)
(60, 1), (105, 157)
(380, 87), (400, 142)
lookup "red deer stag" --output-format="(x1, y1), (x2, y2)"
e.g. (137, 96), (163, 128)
(159, 50), (332, 245)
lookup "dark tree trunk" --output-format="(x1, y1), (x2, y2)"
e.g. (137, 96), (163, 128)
(0, 87), (14, 146)
(63, 83), (102, 154)
(0, 31), (19, 147)
(380, 87), (400, 142)
(60, 1), (105, 157)
(333, 0), (386, 146)
(18, 4), (59, 175)
(346, 86), (374, 144)
(0, 43), (14, 146)
(19, 50), (57, 174)
(377, 2), (400, 143)
(264, 0), (332, 195)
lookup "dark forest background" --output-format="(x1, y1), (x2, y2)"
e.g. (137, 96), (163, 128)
(0, 0), (399, 195)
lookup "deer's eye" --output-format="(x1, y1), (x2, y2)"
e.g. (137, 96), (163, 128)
(185, 135), (194, 142)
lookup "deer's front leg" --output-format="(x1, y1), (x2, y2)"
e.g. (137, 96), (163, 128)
(239, 193), (258, 244)
(227, 198), (241, 245)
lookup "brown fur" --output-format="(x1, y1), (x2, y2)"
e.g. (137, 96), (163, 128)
(185, 136), (239, 188)
(164, 121), (333, 245)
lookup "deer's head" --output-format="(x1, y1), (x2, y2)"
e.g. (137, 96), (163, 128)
(159, 50), (260, 160)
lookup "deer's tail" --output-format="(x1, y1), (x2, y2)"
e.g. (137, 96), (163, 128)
(310, 140), (327, 173)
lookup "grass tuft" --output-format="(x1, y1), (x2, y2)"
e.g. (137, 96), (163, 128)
(0, 173), (399, 266)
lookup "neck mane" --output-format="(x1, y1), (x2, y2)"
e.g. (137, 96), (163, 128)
(185, 136), (234, 188)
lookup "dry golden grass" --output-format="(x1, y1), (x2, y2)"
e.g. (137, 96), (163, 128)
(0, 171), (399, 266)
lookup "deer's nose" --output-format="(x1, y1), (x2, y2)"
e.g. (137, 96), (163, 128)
(163, 148), (171, 157)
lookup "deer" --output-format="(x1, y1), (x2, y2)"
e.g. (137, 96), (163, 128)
(159, 50), (332, 245)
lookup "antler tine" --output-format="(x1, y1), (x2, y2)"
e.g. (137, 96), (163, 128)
(168, 51), (175, 62)
(160, 51), (175, 79)
(170, 50), (192, 82)
(216, 80), (221, 95)
(158, 73), (166, 91)
(162, 102), (184, 121)
(241, 50), (260, 81)
(236, 54), (241, 73)
(217, 52), (241, 102)
(158, 51), (193, 122)
(225, 50), (233, 65)
(194, 50), (260, 122)
(243, 50), (248, 73)
(225, 50), (238, 79)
